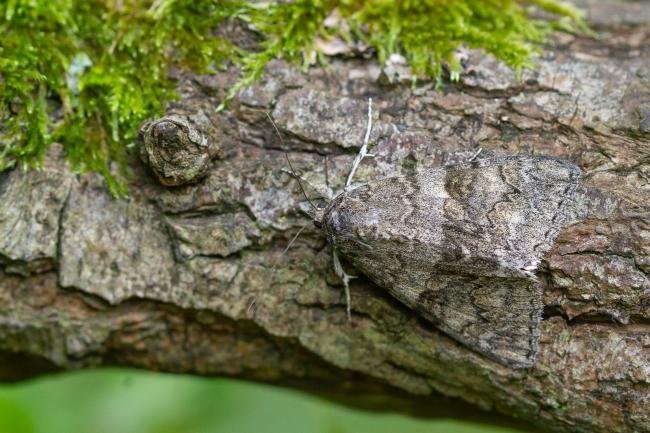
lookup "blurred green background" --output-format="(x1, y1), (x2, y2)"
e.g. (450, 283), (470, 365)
(0, 370), (528, 433)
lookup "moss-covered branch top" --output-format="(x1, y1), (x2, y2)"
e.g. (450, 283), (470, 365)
(0, 0), (586, 195)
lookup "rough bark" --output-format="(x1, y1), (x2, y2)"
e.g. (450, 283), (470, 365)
(0, 1), (648, 432)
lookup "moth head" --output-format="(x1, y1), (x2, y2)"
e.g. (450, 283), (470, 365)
(295, 196), (329, 231)
(316, 192), (362, 246)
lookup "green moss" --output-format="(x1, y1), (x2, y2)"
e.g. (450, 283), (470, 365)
(1, 0), (238, 195)
(0, 0), (586, 195)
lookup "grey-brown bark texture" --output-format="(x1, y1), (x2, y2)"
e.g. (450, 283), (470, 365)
(1, 1), (649, 432)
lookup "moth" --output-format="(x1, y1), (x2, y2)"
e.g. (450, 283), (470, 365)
(269, 106), (581, 369)
(316, 154), (581, 369)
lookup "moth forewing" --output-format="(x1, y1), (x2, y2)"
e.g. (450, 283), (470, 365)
(322, 155), (580, 368)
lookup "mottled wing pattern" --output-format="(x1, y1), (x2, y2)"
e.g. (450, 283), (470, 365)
(323, 156), (580, 368)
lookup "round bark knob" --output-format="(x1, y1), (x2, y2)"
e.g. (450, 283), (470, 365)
(138, 115), (210, 186)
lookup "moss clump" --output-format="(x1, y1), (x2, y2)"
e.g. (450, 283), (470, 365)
(1, 0), (586, 195)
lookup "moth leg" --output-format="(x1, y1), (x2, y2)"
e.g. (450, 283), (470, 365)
(332, 248), (355, 321)
(345, 98), (374, 190)
(469, 147), (483, 161)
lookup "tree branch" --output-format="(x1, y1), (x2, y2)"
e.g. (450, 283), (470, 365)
(0, 1), (648, 432)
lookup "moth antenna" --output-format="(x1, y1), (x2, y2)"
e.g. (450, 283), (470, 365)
(265, 112), (318, 213)
(281, 223), (309, 256)
(283, 153), (319, 213)
(265, 222), (311, 316)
